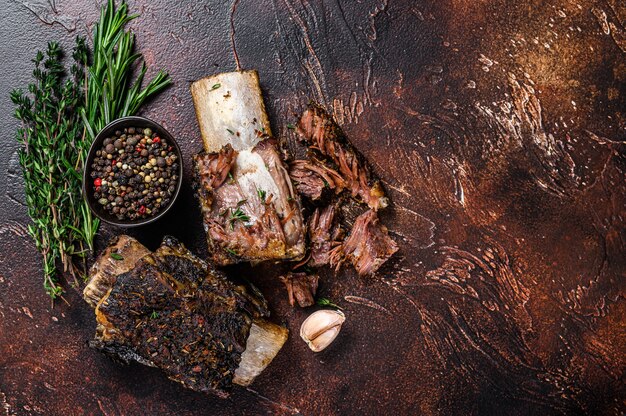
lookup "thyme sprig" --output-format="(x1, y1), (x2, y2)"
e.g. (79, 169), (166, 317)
(11, 40), (90, 298)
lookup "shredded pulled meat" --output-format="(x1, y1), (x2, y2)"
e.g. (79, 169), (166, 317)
(330, 210), (398, 276)
(288, 158), (346, 201)
(279, 272), (319, 307)
(193, 139), (305, 265)
(308, 204), (343, 267)
(291, 104), (398, 276)
(297, 105), (388, 211)
(194, 144), (237, 191)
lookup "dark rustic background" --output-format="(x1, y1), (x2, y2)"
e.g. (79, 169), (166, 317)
(1, 0), (624, 415)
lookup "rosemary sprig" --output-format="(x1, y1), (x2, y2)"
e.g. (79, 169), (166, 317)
(81, 0), (172, 248)
(11, 39), (89, 298)
(82, 0), (171, 140)
(80, 0), (171, 248)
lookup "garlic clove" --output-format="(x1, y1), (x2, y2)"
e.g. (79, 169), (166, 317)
(300, 309), (345, 352)
(305, 325), (341, 352)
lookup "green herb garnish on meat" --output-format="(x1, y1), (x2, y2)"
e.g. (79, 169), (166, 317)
(225, 248), (239, 256)
(257, 189), (267, 202)
(228, 207), (250, 230)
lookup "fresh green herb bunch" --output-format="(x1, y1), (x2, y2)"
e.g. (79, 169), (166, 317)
(81, 0), (172, 142)
(11, 0), (172, 300)
(11, 39), (91, 299)
(78, 0), (171, 249)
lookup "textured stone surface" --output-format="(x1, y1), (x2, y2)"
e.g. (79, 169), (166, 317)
(0, 0), (624, 415)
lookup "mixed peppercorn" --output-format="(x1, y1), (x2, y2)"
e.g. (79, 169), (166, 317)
(90, 126), (179, 221)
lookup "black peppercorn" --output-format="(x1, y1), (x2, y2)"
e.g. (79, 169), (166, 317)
(90, 125), (178, 221)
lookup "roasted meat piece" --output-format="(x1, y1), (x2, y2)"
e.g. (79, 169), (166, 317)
(86, 236), (288, 397)
(194, 138), (304, 266)
(288, 158), (345, 201)
(280, 272), (319, 307)
(330, 210), (398, 276)
(291, 105), (397, 275)
(191, 70), (305, 265)
(83, 235), (151, 308)
(297, 105), (388, 211)
(308, 204), (343, 268)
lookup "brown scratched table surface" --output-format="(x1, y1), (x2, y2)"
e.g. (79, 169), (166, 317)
(0, 0), (625, 415)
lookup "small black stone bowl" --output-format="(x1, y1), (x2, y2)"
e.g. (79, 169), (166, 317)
(83, 116), (183, 227)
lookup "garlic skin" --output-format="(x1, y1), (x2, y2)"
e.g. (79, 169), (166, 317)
(300, 309), (345, 352)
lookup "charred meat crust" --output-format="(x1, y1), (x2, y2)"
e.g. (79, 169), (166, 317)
(279, 272), (319, 307)
(297, 105), (388, 211)
(92, 236), (268, 397)
(83, 235), (151, 308)
(193, 138), (305, 266)
(330, 210), (399, 276)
